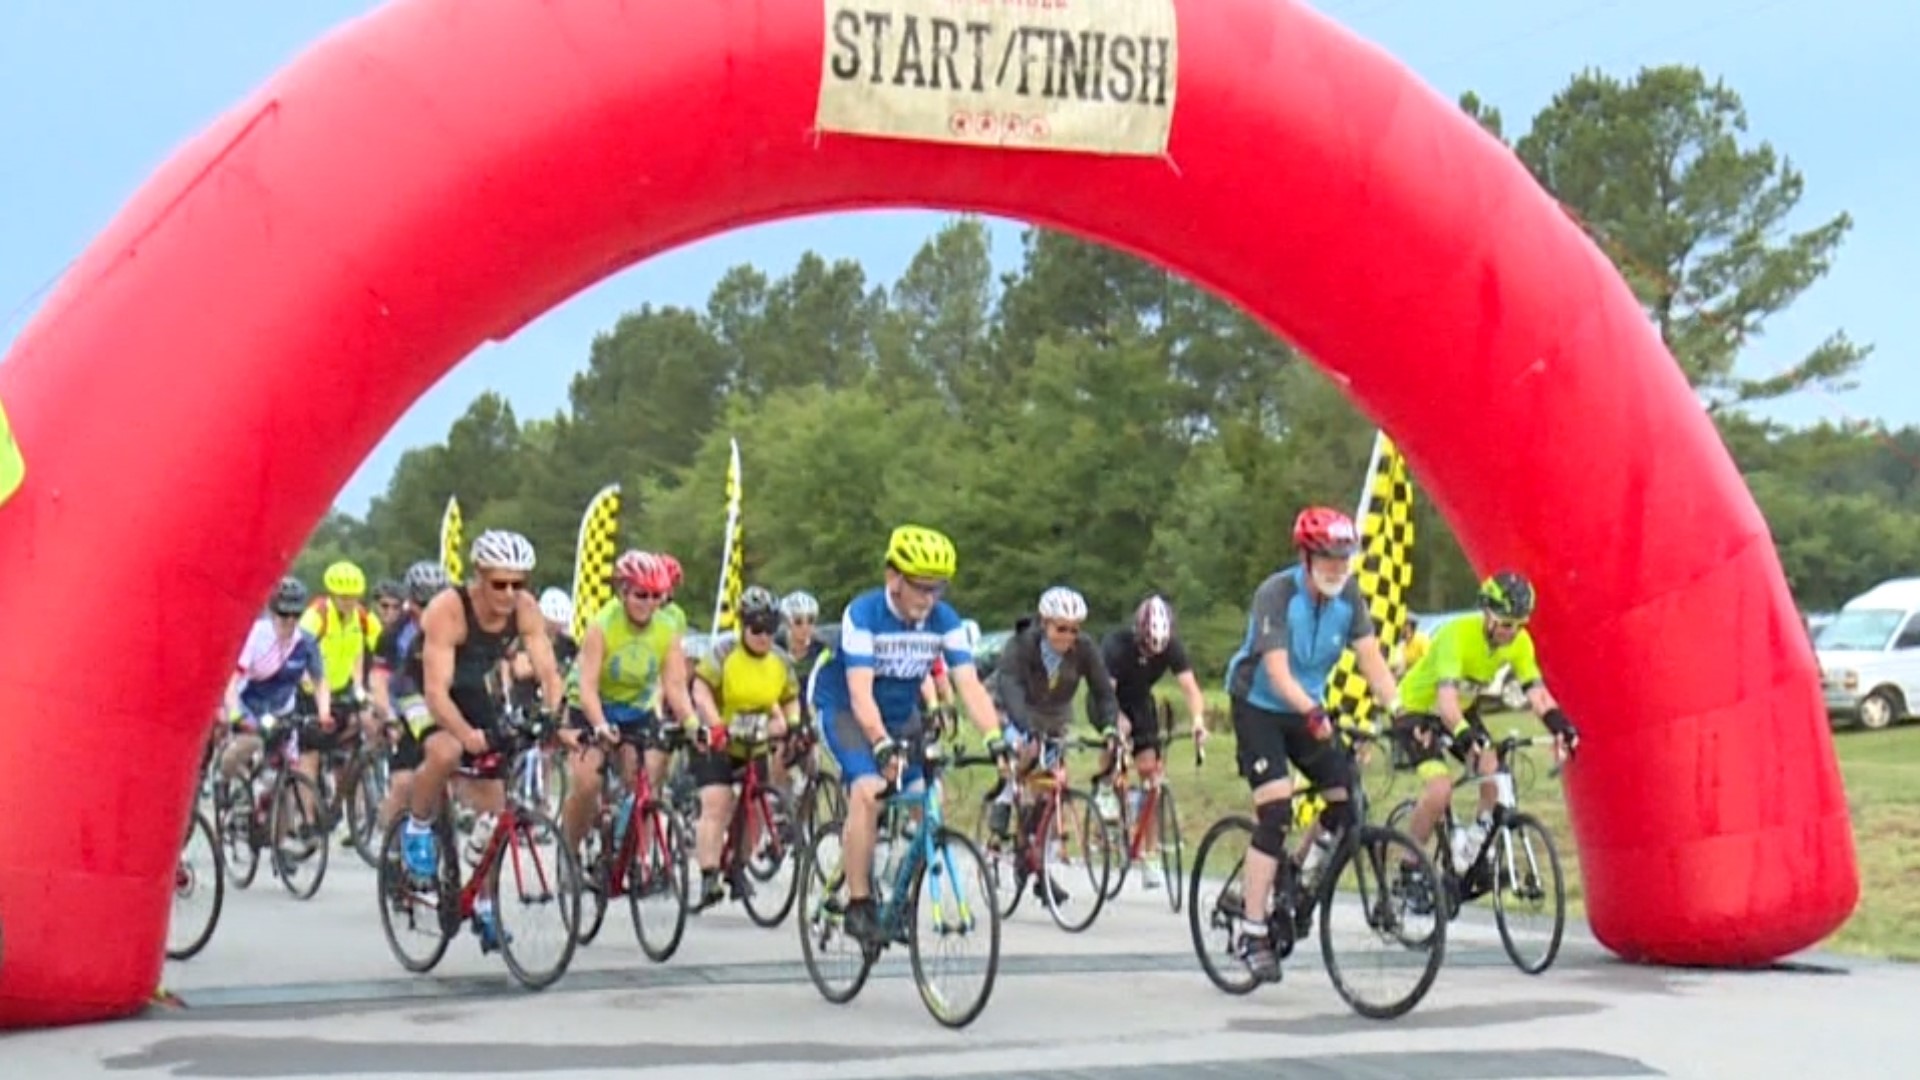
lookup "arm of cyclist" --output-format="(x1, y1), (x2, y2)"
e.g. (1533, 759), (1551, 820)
(660, 634), (696, 727)
(1512, 646), (1578, 752)
(690, 649), (725, 733)
(1249, 575), (1326, 718)
(1099, 630), (1135, 739)
(514, 589), (566, 715)
(420, 592), (489, 755)
(574, 621), (617, 740)
(991, 635), (1036, 731)
(1167, 638), (1210, 742)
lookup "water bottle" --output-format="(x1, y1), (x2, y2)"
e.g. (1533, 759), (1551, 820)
(612, 792), (636, 849)
(1494, 771), (1517, 809)
(465, 811), (497, 866)
(1095, 785), (1120, 823)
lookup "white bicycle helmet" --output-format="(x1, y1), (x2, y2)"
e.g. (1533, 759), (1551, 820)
(780, 590), (820, 622)
(1135, 594), (1174, 652)
(1037, 586), (1088, 623)
(538, 587), (574, 627)
(470, 529), (536, 573)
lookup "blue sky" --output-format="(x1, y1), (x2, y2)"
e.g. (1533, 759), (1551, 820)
(3, 1), (1911, 514)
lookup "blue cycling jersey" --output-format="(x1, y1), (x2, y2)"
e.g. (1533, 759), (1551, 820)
(811, 587), (973, 731)
(1224, 564), (1373, 711)
(234, 619), (326, 719)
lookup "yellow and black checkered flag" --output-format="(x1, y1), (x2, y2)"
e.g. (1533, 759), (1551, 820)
(1324, 430), (1417, 732)
(438, 495), (464, 584)
(710, 437), (745, 634)
(570, 483), (621, 640)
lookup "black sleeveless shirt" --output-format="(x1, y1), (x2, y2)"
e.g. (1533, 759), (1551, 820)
(453, 588), (517, 728)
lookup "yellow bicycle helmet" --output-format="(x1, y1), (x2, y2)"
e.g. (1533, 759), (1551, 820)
(885, 525), (958, 580)
(322, 560), (368, 598)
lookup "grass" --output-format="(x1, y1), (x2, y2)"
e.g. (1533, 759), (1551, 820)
(939, 686), (1920, 962)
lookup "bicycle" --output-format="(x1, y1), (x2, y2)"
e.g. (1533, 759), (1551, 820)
(1188, 727), (1447, 1020)
(1383, 722), (1568, 974)
(797, 730), (1002, 1028)
(376, 715), (583, 990)
(973, 727), (1115, 932)
(1080, 709), (1198, 912)
(166, 804), (225, 961)
(212, 705), (332, 900)
(576, 724), (691, 960)
(784, 723), (844, 846)
(693, 713), (801, 928)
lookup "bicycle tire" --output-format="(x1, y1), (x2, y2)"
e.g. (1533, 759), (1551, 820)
(493, 807), (582, 991)
(166, 808), (224, 961)
(577, 815), (615, 946)
(1187, 815), (1260, 995)
(219, 777), (261, 890)
(271, 771), (330, 901)
(629, 801), (690, 962)
(907, 827), (1001, 1029)
(1492, 811), (1565, 975)
(345, 750), (388, 868)
(376, 815), (457, 973)
(1096, 784), (1131, 900)
(741, 787), (800, 928)
(1042, 789), (1112, 934)
(797, 820), (875, 1005)
(1317, 823), (1446, 1020)
(1157, 785), (1184, 914)
(972, 793), (1024, 921)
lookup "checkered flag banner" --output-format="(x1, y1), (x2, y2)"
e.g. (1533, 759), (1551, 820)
(711, 437), (745, 635)
(569, 482), (621, 640)
(438, 495), (464, 584)
(1323, 430), (1417, 732)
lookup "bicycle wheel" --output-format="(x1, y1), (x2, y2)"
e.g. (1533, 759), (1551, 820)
(1156, 785), (1184, 914)
(218, 778), (261, 890)
(1186, 815), (1259, 995)
(345, 751), (387, 869)
(577, 814), (614, 946)
(1317, 824), (1446, 1020)
(492, 807), (582, 991)
(971, 793), (1024, 920)
(1491, 811), (1565, 975)
(376, 815), (458, 973)
(741, 786), (800, 928)
(167, 808), (224, 961)
(907, 827), (1000, 1029)
(801, 773), (845, 843)
(1041, 790), (1112, 934)
(797, 820), (875, 1005)
(271, 772), (330, 900)
(628, 801), (690, 962)
(1094, 785), (1130, 900)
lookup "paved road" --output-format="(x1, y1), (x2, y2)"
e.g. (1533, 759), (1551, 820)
(5, 845), (1917, 1078)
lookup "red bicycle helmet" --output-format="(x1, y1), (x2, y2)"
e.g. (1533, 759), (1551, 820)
(614, 550), (672, 595)
(660, 553), (684, 589)
(1292, 506), (1359, 557)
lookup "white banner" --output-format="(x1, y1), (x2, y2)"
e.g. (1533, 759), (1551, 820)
(817, 0), (1179, 156)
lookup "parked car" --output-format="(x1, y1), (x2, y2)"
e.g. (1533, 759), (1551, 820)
(1815, 578), (1920, 731)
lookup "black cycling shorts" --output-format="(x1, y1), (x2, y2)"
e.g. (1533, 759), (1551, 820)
(1117, 694), (1165, 753)
(1229, 697), (1349, 794)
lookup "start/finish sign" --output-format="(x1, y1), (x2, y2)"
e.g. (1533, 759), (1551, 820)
(0, 395), (23, 507)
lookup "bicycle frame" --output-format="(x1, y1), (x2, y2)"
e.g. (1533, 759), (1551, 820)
(873, 739), (973, 936)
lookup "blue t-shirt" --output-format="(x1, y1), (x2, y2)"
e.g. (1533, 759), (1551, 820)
(811, 587), (973, 731)
(233, 618), (327, 719)
(1224, 565), (1373, 712)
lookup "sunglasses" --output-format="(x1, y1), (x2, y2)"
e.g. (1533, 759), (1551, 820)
(272, 610), (301, 621)
(487, 577), (529, 593)
(624, 589), (663, 602)
(901, 575), (947, 597)
(789, 617), (815, 627)
(1045, 620), (1082, 635)
(744, 620), (778, 637)
(1491, 616), (1528, 631)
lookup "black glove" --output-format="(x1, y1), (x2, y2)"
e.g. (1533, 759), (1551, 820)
(1543, 708), (1579, 753)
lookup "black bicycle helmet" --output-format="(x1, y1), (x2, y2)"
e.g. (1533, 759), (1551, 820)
(1478, 571), (1536, 621)
(269, 577), (310, 616)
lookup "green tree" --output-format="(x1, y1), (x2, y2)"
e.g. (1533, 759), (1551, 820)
(1514, 65), (1868, 409)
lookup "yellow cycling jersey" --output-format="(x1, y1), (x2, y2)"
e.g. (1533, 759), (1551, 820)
(1397, 615), (1540, 716)
(298, 598), (382, 692)
(695, 631), (797, 727)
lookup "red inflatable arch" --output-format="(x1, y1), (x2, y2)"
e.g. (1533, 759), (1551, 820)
(0, 0), (1856, 1027)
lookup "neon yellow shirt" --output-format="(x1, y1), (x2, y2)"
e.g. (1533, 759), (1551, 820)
(661, 601), (688, 634)
(695, 632), (798, 722)
(298, 599), (381, 693)
(1397, 615), (1539, 716)
(572, 601), (678, 710)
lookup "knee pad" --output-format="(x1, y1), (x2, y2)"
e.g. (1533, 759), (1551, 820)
(1251, 798), (1291, 859)
(1319, 797), (1355, 834)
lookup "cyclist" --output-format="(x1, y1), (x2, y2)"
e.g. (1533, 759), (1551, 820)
(1221, 506), (1399, 983)
(218, 577), (332, 785)
(779, 590), (830, 715)
(1095, 593), (1211, 887)
(300, 560), (382, 784)
(372, 579), (408, 632)
(401, 530), (567, 930)
(1391, 616), (1431, 678)
(506, 588), (578, 717)
(812, 524), (1009, 947)
(658, 554), (689, 633)
(371, 560), (447, 833)
(1393, 572), (1579, 866)
(560, 551), (694, 855)
(687, 585), (797, 910)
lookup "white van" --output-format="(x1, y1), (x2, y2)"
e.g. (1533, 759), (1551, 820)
(1815, 577), (1920, 730)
